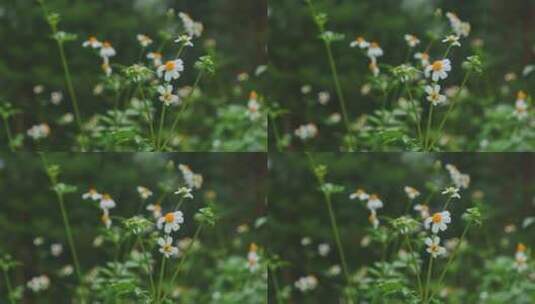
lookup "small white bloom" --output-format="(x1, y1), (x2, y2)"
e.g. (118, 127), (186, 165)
(174, 186), (193, 199)
(327, 264), (341, 276)
(425, 211), (452, 234)
(178, 164), (203, 189)
(178, 12), (204, 38)
(175, 34), (194, 47)
(27, 275), (50, 292)
(146, 203), (162, 218)
(368, 210), (380, 229)
(27, 123), (50, 140)
(514, 244), (528, 272)
(369, 60), (380, 77)
(318, 91), (330, 105)
(147, 52), (163, 67)
(366, 194), (383, 211)
(101, 210), (112, 229)
(294, 123), (318, 141)
(247, 91), (261, 121)
(157, 59), (184, 82)
(442, 187), (461, 199)
(82, 188), (102, 201)
(99, 41), (116, 58)
(136, 34), (153, 47)
(301, 85), (312, 95)
(301, 237), (312, 246)
(137, 186), (153, 200)
(59, 265), (74, 277)
(101, 61), (112, 77)
(318, 243), (331, 257)
(404, 186), (420, 199)
(33, 85), (45, 95)
(414, 204), (430, 219)
(247, 243), (260, 272)
(349, 188), (369, 201)
(442, 35), (461, 47)
(294, 275), (318, 292)
(367, 42), (383, 59)
(99, 194), (116, 210)
(51, 243), (63, 257)
(414, 52), (430, 67)
(350, 36), (369, 49)
(425, 236), (447, 258)
(82, 36), (102, 48)
(158, 85), (181, 106)
(404, 34), (420, 47)
(425, 59), (452, 82)
(158, 236), (179, 258)
(425, 84), (447, 106)
(157, 211), (185, 234)
(33, 237), (44, 246)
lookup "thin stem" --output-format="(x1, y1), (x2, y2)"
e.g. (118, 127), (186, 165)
(424, 104), (434, 150)
(269, 114), (283, 152)
(156, 105), (167, 150)
(423, 256), (434, 302)
(156, 256), (167, 302)
(269, 266), (284, 304)
(2, 269), (15, 304)
(139, 87), (156, 147)
(405, 85), (423, 144)
(138, 237), (156, 295)
(404, 236), (423, 297)
(2, 117), (15, 152)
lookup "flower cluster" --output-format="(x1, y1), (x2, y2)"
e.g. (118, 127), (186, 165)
(82, 188), (116, 229)
(27, 275), (50, 293)
(350, 36), (383, 76)
(295, 123), (319, 141)
(349, 189), (383, 229)
(294, 275), (318, 292)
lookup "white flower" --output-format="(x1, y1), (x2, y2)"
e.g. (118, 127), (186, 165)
(50, 91), (63, 105)
(157, 211), (184, 234)
(175, 34), (194, 47)
(404, 186), (420, 199)
(425, 211), (452, 234)
(404, 34), (420, 47)
(318, 91), (330, 105)
(158, 85), (181, 106)
(445, 164), (470, 189)
(414, 52), (430, 66)
(99, 41), (116, 58)
(294, 123), (318, 141)
(414, 204), (430, 218)
(93, 84), (104, 95)
(147, 52), (163, 67)
(425, 236), (447, 258)
(178, 164), (203, 189)
(327, 264), (341, 277)
(514, 243), (528, 272)
(247, 243), (260, 272)
(237, 72), (249, 82)
(34, 237), (44, 246)
(446, 12), (470, 37)
(178, 12), (204, 38)
(99, 194), (116, 210)
(136, 34), (153, 47)
(301, 85), (312, 94)
(318, 243), (331, 257)
(27, 123), (50, 140)
(27, 275), (50, 292)
(442, 187), (461, 199)
(59, 265), (74, 277)
(82, 188), (102, 201)
(442, 35), (461, 47)
(157, 59), (184, 82)
(247, 91), (261, 121)
(158, 236), (179, 258)
(93, 236), (104, 247)
(294, 275), (318, 292)
(367, 42), (383, 59)
(174, 186), (193, 199)
(33, 85), (45, 95)
(366, 194), (383, 211)
(514, 91), (528, 119)
(51, 243), (63, 257)
(349, 188), (369, 201)
(146, 203), (162, 218)
(301, 237), (312, 246)
(82, 36), (102, 48)
(425, 59), (452, 82)
(137, 186), (153, 200)
(350, 36), (369, 49)
(425, 84), (447, 106)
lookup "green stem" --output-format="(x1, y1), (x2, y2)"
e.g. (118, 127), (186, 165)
(423, 256), (434, 302)
(405, 85), (423, 144)
(2, 269), (15, 304)
(2, 117), (15, 152)
(139, 87), (156, 148)
(269, 266), (284, 304)
(156, 256), (167, 302)
(424, 104), (434, 150)
(404, 236), (423, 297)
(269, 114), (283, 152)
(137, 237), (156, 295)
(156, 104), (167, 150)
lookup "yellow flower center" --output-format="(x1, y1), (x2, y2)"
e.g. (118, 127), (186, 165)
(102, 194), (111, 200)
(517, 91), (527, 100)
(370, 42), (379, 48)
(164, 213), (175, 223)
(517, 243), (526, 252)
(89, 36), (97, 42)
(249, 91), (258, 100)
(103, 41), (111, 48)
(163, 244), (172, 252)
(432, 213), (442, 223)
(249, 243), (258, 252)
(101, 213), (109, 223)
(165, 61), (176, 71)
(356, 37), (364, 43)
(432, 61), (443, 71)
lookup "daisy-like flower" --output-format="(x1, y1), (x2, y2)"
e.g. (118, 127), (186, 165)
(178, 12), (204, 38)
(442, 35), (461, 47)
(294, 275), (318, 292)
(157, 59), (184, 82)
(137, 186), (153, 200)
(99, 193), (116, 210)
(157, 211), (184, 234)
(349, 188), (369, 201)
(174, 186), (194, 199)
(101, 210), (112, 229)
(425, 211), (452, 234)
(34, 237), (44, 246)
(158, 236), (179, 258)
(82, 36), (102, 48)
(136, 34), (153, 47)
(318, 91), (330, 105)
(99, 41), (116, 58)
(369, 60), (380, 77)
(175, 34), (194, 47)
(367, 42), (384, 59)
(368, 211), (380, 229)
(350, 36), (370, 49)
(51, 243), (63, 257)
(247, 243), (260, 272)
(27, 275), (50, 293)
(425, 84), (447, 106)
(366, 194), (383, 211)
(404, 34), (420, 48)
(442, 187), (461, 199)
(318, 243), (331, 257)
(425, 236), (447, 258)
(27, 123), (50, 140)
(82, 188), (102, 201)
(158, 85), (181, 106)
(294, 123), (318, 141)
(50, 91), (63, 105)
(414, 204), (430, 218)
(425, 59), (452, 82)
(514, 243), (528, 272)
(414, 52), (430, 67)
(146, 203), (162, 218)
(301, 85), (312, 95)
(146, 52), (163, 67)
(301, 237), (312, 246)
(178, 164), (203, 189)
(33, 85), (45, 95)
(404, 186), (421, 199)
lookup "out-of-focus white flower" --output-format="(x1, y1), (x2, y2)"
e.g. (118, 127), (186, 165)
(294, 123), (318, 141)
(93, 236), (104, 247)
(51, 243), (63, 257)
(367, 42), (384, 59)
(425, 84), (447, 106)
(301, 237), (312, 246)
(158, 85), (181, 106)
(404, 34), (420, 47)
(34, 237), (44, 246)
(425, 236), (446, 258)
(326, 112), (341, 125)
(237, 72), (249, 82)
(514, 243), (528, 272)
(318, 91), (330, 105)
(101, 61), (112, 77)
(147, 52), (163, 67)
(178, 12), (203, 38)
(33, 85), (45, 95)
(255, 65), (268, 76)
(369, 210), (380, 229)
(99, 41), (116, 58)
(27, 275), (50, 292)
(301, 85), (312, 95)
(425, 211), (452, 234)
(414, 204), (430, 219)
(247, 91), (261, 121)
(83, 36), (102, 48)
(137, 186), (153, 200)
(442, 186), (461, 199)
(445, 164), (470, 189)
(178, 164), (203, 189)
(101, 209), (112, 229)
(174, 186), (193, 199)
(157, 59), (184, 82)
(366, 194), (383, 211)
(247, 243), (260, 272)
(294, 275), (318, 292)
(425, 59), (452, 82)
(514, 91), (529, 119)
(350, 36), (370, 49)
(369, 60), (380, 76)
(318, 243), (331, 257)
(27, 123), (50, 140)
(327, 264), (341, 277)
(99, 194), (116, 210)
(159, 236), (179, 258)
(59, 265), (74, 277)
(137, 34), (153, 47)
(404, 186), (420, 199)
(414, 52), (430, 67)
(157, 211), (184, 234)
(446, 12), (470, 37)
(442, 35), (461, 47)
(82, 188), (102, 201)
(175, 34), (193, 47)
(350, 188), (369, 201)
(146, 203), (162, 219)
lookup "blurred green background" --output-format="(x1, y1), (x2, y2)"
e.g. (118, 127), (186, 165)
(0, 152), (267, 302)
(0, 0), (267, 150)
(268, 0), (535, 150)
(269, 152), (535, 302)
